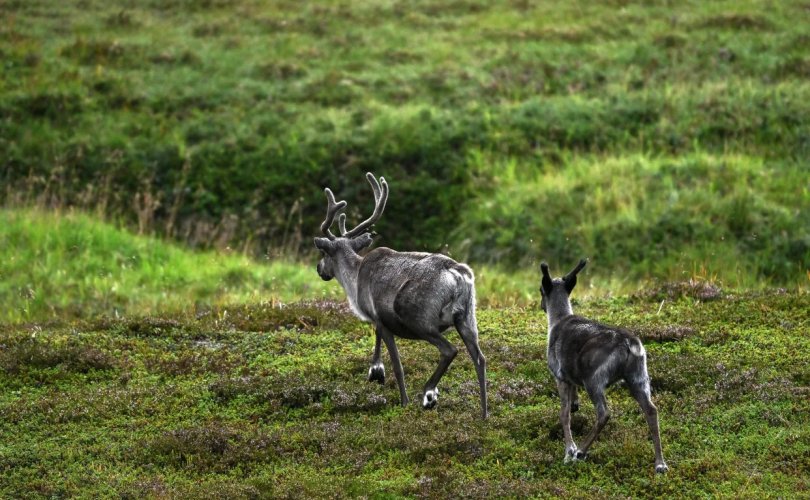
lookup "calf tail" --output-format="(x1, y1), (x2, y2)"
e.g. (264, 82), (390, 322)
(625, 338), (652, 392)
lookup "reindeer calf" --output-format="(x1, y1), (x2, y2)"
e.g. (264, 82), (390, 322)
(540, 259), (668, 473)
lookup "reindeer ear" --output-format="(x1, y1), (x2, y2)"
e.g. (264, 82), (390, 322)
(350, 233), (374, 252)
(540, 262), (553, 294)
(314, 237), (335, 253)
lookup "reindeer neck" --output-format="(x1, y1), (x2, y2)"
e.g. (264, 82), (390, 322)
(546, 294), (574, 330)
(333, 252), (367, 320)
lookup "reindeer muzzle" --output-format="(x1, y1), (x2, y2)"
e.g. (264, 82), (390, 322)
(316, 261), (334, 281)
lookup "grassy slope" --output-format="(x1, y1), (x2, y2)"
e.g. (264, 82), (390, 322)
(1, 0), (808, 283)
(0, 209), (339, 323)
(0, 208), (544, 323)
(1, 291), (808, 497)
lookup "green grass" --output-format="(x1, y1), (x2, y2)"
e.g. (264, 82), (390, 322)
(456, 152), (809, 286)
(1, 291), (808, 497)
(0, 208), (552, 323)
(1, 0), (808, 284)
(0, 209), (340, 323)
(1, 1), (809, 494)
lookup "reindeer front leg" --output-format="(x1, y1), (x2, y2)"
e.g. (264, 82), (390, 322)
(557, 380), (579, 462)
(379, 326), (409, 406)
(367, 329), (385, 384)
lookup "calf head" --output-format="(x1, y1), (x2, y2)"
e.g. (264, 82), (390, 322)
(540, 258), (588, 313)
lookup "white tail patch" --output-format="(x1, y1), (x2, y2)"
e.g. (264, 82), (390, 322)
(449, 267), (474, 286)
(629, 339), (645, 357)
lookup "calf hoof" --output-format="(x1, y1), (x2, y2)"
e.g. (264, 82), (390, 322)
(367, 363), (385, 385)
(563, 446), (579, 463)
(655, 462), (669, 474)
(422, 389), (439, 410)
(571, 399), (580, 413)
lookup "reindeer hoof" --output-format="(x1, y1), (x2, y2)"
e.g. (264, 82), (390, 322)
(367, 363), (385, 385)
(564, 446), (579, 463)
(422, 389), (439, 410)
(571, 399), (580, 413)
(655, 462), (669, 474)
(575, 450), (588, 461)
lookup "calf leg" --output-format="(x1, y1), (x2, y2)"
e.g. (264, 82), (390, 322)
(629, 382), (668, 473)
(576, 381), (611, 459)
(379, 326), (409, 406)
(367, 330), (385, 385)
(557, 380), (579, 462)
(421, 333), (458, 410)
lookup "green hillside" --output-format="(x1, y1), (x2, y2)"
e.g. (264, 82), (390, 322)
(1, 2), (809, 495)
(0, 209), (548, 323)
(0, 209), (337, 323)
(1, 0), (808, 285)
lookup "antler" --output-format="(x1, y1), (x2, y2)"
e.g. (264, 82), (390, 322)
(320, 188), (347, 240)
(343, 172), (388, 238)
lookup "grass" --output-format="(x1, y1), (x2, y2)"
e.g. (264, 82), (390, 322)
(0, 209), (339, 323)
(0, 208), (552, 324)
(1, 290), (807, 497)
(1, 0), (808, 284)
(1, 0), (809, 495)
(456, 152), (809, 286)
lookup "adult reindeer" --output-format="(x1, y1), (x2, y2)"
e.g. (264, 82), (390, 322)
(313, 173), (487, 419)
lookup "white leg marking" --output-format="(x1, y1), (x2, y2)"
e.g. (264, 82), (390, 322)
(422, 388), (439, 409)
(564, 444), (580, 463)
(368, 362), (385, 383)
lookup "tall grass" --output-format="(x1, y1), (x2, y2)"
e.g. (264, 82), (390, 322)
(0, 209), (341, 323)
(0, 208), (556, 323)
(456, 152), (809, 287)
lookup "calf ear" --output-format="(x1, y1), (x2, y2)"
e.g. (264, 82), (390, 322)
(564, 274), (577, 293)
(563, 259), (587, 293)
(314, 237), (335, 253)
(540, 262), (553, 294)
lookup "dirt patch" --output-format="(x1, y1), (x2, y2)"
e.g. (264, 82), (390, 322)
(202, 300), (356, 333)
(633, 279), (723, 302)
(0, 339), (116, 374)
(635, 324), (696, 343)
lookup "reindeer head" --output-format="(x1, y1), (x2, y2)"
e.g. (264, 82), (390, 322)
(314, 172), (388, 281)
(540, 259), (588, 313)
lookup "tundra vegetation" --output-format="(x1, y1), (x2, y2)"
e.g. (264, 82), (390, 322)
(0, 0), (809, 497)
(1, 286), (808, 496)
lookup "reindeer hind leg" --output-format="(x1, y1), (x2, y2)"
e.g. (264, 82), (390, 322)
(421, 332), (458, 410)
(628, 379), (668, 473)
(556, 380), (578, 462)
(455, 313), (488, 419)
